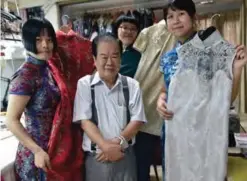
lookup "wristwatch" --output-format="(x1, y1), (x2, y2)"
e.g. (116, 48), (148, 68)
(118, 135), (129, 150)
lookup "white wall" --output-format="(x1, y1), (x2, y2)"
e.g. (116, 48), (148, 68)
(45, 4), (60, 31)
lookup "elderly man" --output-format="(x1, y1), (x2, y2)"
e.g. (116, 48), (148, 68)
(73, 33), (147, 181)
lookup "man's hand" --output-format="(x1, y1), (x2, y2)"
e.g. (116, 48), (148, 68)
(95, 152), (108, 162)
(99, 141), (124, 162)
(96, 138), (123, 162)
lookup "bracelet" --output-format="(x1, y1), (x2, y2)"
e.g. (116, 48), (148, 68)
(118, 135), (129, 150)
(116, 136), (124, 144)
(119, 135), (127, 142)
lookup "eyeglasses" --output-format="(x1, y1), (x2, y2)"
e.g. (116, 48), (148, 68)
(119, 26), (137, 33)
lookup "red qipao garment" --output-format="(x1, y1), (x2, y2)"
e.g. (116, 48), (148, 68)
(47, 30), (95, 181)
(56, 29), (95, 99)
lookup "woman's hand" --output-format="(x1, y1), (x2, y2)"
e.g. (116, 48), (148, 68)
(233, 45), (247, 70)
(34, 148), (51, 172)
(231, 45), (247, 102)
(156, 92), (174, 120)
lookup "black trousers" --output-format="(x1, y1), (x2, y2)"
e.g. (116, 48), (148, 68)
(134, 131), (161, 181)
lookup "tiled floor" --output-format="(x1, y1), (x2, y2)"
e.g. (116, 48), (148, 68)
(150, 166), (162, 181)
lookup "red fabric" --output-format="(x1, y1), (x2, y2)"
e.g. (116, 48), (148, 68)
(55, 30), (95, 99)
(46, 30), (94, 181)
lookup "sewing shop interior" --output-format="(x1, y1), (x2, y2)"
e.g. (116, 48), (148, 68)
(1, 0), (247, 181)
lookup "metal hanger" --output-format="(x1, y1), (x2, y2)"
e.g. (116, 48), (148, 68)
(210, 13), (221, 23)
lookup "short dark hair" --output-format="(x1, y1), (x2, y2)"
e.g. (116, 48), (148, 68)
(113, 15), (140, 37)
(164, 0), (196, 20)
(92, 33), (123, 57)
(21, 18), (57, 53)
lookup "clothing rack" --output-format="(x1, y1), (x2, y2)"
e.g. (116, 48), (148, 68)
(83, 1), (167, 13)
(65, 7), (155, 40)
(1, 38), (21, 42)
(60, 0), (167, 17)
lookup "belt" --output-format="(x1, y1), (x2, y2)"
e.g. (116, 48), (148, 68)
(85, 151), (97, 157)
(85, 146), (133, 156)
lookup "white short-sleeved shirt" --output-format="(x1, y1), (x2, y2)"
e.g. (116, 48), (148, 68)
(73, 72), (147, 152)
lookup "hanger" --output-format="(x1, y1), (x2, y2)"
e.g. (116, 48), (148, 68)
(60, 15), (72, 33)
(210, 13), (221, 23)
(1, 9), (17, 22)
(197, 13), (221, 41)
(9, 11), (22, 20)
(198, 26), (216, 41)
(210, 13), (222, 29)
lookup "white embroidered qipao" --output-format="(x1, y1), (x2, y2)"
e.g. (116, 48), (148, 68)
(165, 31), (236, 181)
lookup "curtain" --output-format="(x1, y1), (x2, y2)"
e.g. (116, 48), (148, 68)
(239, 0), (247, 114)
(197, 10), (247, 112)
(197, 11), (240, 46)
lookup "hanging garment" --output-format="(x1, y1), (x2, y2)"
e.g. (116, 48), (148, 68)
(133, 20), (176, 136)
(132, 10), (141, 27)
(165, 30), (236, 181)
(45, 30), (95, 180)
(82, 13), (92, 38)
(160, 32), (197, 176)
(143, 9), (154, 28)
(47, 54), (83, 181)
(55, 29), (95, 99)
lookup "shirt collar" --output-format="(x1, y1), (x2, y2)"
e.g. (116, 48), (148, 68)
(177, 31), (197, 45)
(90, 72), (122, 88)
(191, 30), (222, 49)
(26, 52), (47, 66)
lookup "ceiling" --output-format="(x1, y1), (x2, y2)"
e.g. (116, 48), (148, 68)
(195, 0), (242, 14)
(60, 0), (242, 16)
